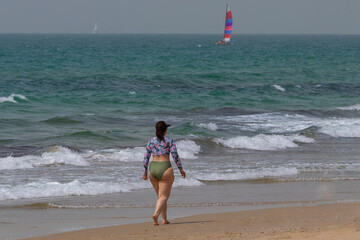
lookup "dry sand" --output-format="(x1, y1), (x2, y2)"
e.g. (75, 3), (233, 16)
(24, 203), (360, 240)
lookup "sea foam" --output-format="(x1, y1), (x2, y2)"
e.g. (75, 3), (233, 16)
(337, 104), (360, 111)
(220, 112), (315, 133)
(87, 140), (201, 162)
(197, 167), (299, 181)
(214, 134), (314, 150)
(318, 118), (360, 138)
(87, 147), (144, 162)
(272, 84), (285, 92)
(197, 122), (218, 131)
(176, 140), (201, 159)
(173, 177), (204, 187)
(0, 180), (150, 201)
(0, 177), (204, 201)
(220, 112), (360, 139)
(320, 125), (360, 138)
(0, 94), (27, 103)
(0, 146), (88, 170)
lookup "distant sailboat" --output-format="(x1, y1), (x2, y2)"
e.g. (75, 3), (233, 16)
(216, 5), (233, 45)
(92, 22), (98, 34)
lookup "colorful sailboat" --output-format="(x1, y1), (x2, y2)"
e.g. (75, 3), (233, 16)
(216, 4), (233, 45)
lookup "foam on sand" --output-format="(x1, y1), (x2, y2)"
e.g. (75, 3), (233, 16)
(173, 177), (204, 187)
(214, 134), (314, 150)
(197, 167), (299, 181)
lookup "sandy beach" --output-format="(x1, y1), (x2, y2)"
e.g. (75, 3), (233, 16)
(23, 202), (360, 240)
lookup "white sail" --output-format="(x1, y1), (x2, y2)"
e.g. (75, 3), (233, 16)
(92, 22), (98, 34)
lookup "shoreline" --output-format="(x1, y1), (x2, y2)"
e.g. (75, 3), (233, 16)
(22, 202), (360, 240)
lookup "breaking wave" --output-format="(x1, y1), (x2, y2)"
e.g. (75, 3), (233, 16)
(86, 147), (144, 162)
(0, 146), (88, 170)
(0, 177), (203, 201)
(0, 94), (27, 103)
(319, 124), (360, 138)
(176, 140), (201, 159)
(214, 134), (314, 150)
(272, 85), (285, 92)
(0, 180), (148, 201)
(337, 104), (360, 111)
(197, 122), (218, 131)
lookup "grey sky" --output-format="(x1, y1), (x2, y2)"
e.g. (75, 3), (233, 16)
(0, 0), (359, 34)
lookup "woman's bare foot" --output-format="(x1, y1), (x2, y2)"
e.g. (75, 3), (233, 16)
(152, 215), (159, 226)
(163, 219), (170, 224)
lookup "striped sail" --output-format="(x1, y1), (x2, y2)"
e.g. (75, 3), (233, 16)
(223, 5), (233, 42)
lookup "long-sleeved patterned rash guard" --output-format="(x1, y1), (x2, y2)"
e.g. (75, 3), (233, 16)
(143, 136), (183, 175)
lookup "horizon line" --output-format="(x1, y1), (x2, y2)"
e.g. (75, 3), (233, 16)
(0, 32), (359, 36)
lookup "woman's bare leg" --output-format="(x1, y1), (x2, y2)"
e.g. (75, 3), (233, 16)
(149, 173), (160, 195)
(153, 167), (174, 224)
(162, 204), (169, 224)
(149, 173), (160, 225)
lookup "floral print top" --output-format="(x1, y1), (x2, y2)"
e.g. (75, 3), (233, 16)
(143, 136), (183, 175)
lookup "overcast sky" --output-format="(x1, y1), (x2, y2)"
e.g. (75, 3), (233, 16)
(0, 0), (359, 34)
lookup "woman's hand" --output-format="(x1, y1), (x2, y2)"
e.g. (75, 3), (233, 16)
(180, 169), (186, 179)
(143, 174), (148, 180)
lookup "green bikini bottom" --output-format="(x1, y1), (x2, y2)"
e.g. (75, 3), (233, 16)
(149, 161), (172, 180)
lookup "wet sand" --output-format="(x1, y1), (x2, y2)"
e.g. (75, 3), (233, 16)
(23, 202), (360, 240)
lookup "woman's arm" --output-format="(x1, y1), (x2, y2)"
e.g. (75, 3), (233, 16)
(143, 141), (152, 178)
(169, 139), (182, 169)
(169, 139), (186, 178)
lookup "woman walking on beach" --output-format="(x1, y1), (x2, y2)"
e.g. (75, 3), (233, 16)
(143, 121), (186, 225)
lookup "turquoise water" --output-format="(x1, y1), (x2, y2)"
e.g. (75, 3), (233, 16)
(1, 34), (360, 206)
(1, 34), (360, 150)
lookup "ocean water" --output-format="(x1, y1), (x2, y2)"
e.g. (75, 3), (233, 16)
(1, 34), (360, 212)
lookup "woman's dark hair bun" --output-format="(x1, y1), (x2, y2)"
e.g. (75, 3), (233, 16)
(155, 121), (170, 142)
